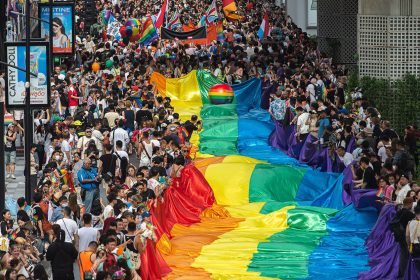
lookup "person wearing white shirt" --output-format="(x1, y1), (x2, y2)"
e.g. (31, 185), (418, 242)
(56, 207), (79, 244)
(337, 146), (354, 167)
(77, 213), (100, 252)
(92, 120), (105, 155)
(396, 175), (412, 205)
(306, 78), (317, 103)
(295, 107), (309, 141)
(104, 193), (117, 219)
(377, 138), (391, 164)
(77, 128), (100, 159)
(110, 120), (129, 151)
(61, 133), (72, 163)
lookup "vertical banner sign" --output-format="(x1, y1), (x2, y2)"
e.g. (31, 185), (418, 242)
(5, 42), (50, 107)
(307, 0), (317, 28)
(40, 4), (74, 54)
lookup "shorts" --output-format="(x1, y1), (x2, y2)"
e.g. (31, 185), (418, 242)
(5, 151), (16, 165)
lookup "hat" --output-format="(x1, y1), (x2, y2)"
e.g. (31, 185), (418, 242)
(7, 123), (14, 129)
(73, 120), (83, 126)
(141, 211), (151, 218)
(363, 127), (373, 136)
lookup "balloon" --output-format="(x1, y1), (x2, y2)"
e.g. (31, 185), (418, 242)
(91, 62), (100, 72)
(119, 26), (126, 38)
(208, 84), (234, 105)
(123, 18), (141, 42)
(126, 26), (133, 38)
(122, 37), (129, 45)
(105, 59), (113, 69)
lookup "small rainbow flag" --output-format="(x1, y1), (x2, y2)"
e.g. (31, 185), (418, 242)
(376, 188), (384, 198)
(216, 21), (224, 42)
(139, 17), (158, 46)
(4, 114), (14, 126)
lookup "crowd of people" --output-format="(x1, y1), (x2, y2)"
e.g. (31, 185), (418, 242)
(0, 0), (418, 279)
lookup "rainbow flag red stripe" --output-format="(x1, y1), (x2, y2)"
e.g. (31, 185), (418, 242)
(139, 17), (158, 46)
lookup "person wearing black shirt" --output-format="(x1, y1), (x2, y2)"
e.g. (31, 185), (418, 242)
(135, 181), (156, 202)
(122, 101), (135, 132)
(353, 157), (377, 189)
(0, 210), (13, 237)
(152, 156), (167, 177)
(183, 115), (201, 142)
(380, 120), (399, 140)
(46, 224), (78, 280)
(396, 198), (415, 278)
(98, 144), (117, 182)
(135, 101), (153, 127)
(16, 197), (30, 226)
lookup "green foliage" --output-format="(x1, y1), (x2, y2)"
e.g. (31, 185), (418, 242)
(347, 71), (420, 134)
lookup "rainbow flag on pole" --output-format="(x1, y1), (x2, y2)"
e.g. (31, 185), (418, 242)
(139, 17), (158, 46)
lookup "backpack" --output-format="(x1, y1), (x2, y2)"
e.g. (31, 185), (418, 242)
(400, 151), (416, 172)
(389, 215), (405, 242)
(315, 84), (323, 100)
(114, 152), (128, 181)
(60, 93), (69, 107)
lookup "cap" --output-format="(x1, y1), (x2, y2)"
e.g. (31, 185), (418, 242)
(141, 211), (151, 218)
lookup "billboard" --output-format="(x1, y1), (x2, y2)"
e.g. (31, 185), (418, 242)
(307, 0), (317, 28)
(5, 42), (50, 107)
(40, 4), (74, 54)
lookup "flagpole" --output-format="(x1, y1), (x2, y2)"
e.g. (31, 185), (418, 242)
(165, 0), (169, 27)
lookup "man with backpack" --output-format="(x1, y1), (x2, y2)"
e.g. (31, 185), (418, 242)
(393, 139), (416, 179)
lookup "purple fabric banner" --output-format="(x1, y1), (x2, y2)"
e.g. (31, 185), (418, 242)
(269, 121), (293, 151)
(346, 137), (356, 154)
(404, 257), (420, 280)
(341, 164), (354, 206)
(359, 204), (399, 280)
(352, 189), (379, 209)
(299, 134), (320, 166)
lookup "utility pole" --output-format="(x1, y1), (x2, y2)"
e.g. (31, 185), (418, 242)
(0, 0), (7, 210)
(24, 0), (32, 202)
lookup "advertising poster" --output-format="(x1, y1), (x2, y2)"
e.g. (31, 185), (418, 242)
(307, 0), (317, 28)
(40, 5), (74, 54)
(6, 43), (50, 107)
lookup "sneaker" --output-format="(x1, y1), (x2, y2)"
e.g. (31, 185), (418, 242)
(6, 174), (10, 179)
(11, 174), (16, 179)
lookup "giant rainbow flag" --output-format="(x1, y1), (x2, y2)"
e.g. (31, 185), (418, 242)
(148, 70), (378, 279)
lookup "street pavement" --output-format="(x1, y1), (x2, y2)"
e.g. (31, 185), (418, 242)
(5, 155), (25, 201)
